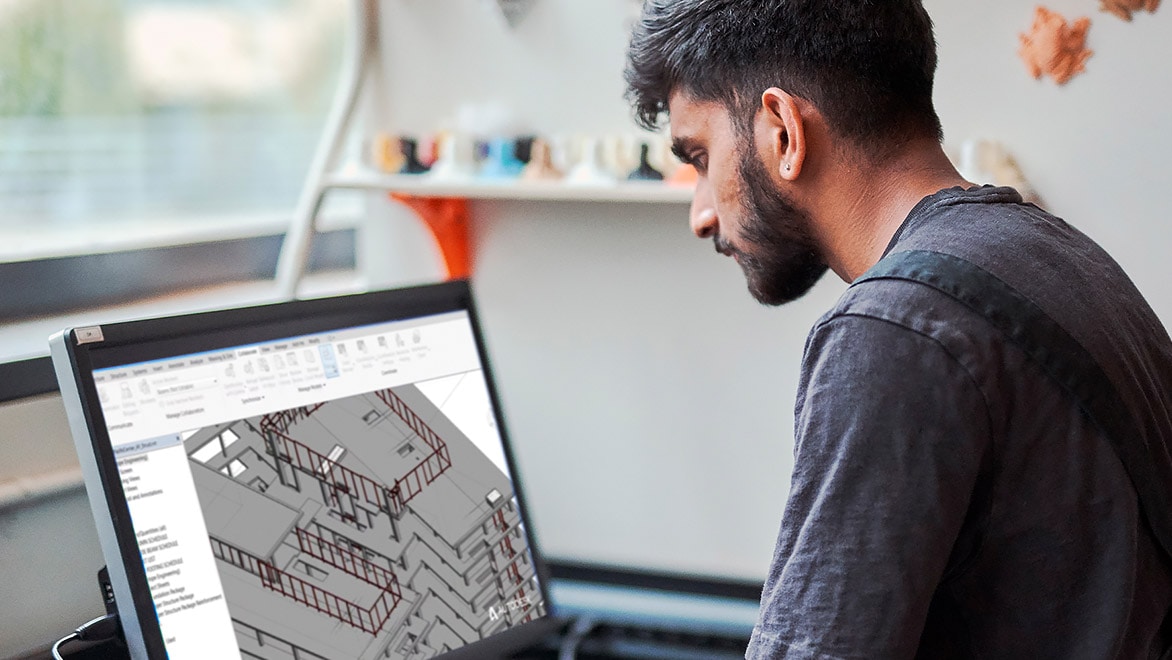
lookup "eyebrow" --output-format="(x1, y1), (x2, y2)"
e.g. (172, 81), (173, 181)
(670, 137), (697, 164)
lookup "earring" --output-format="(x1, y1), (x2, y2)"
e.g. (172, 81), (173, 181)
(784, 163), (791, 171)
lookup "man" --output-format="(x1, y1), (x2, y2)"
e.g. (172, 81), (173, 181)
(625, 1), (1172, 658)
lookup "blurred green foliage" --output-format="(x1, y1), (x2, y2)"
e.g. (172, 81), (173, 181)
(0, 0), (343, 118)
(0, 0), (138, 116)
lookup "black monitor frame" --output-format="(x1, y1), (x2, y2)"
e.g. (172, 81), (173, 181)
(50, 281), (560, 660)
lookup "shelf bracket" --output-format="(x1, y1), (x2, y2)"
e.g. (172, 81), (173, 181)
(390, 194), (473, 280)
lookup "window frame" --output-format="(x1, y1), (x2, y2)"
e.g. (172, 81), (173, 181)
(0, 356), (57, 402)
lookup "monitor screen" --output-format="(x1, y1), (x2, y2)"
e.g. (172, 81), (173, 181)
(54, 284), (550, 659)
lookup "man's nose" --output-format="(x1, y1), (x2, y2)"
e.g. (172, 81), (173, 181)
(690, 180), (717, 239)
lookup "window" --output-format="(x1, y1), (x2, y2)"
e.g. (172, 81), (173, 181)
(0, 0), (357, 361)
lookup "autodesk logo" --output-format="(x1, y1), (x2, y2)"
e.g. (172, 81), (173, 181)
(488, 594), (533, 622)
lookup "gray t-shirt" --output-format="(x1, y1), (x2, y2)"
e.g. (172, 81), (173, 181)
(747, 186), (1172, 659)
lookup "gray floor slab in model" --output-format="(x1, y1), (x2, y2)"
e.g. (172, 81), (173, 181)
(181, 381), (545, 660)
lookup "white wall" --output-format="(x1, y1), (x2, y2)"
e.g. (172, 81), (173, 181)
(368, 0), (1172, 581)
(471, 201), (841, 579)
(376, 0), (642, 137)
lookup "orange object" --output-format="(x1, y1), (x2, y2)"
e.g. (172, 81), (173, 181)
(667, 163), (698, 187)
(1100, 0), (1160, 21)
(1018, 6), (1093, 86)
(390, 194), (472, 280)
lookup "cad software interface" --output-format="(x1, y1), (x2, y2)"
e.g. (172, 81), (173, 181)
(93, 310), (545, 660)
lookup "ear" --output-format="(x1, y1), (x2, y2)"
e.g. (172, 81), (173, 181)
(759, 88), (806, 181)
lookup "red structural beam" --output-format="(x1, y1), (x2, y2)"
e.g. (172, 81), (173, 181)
(209, 536), (396, 635)
(499, 534), (517, 560)
(372, 389), (454, 512)
(388, 446), (451, 514)
(259, 390), (454, 521)
(266, 427), (394, 516)
(373, 389), (448, 455)
(506, 560), (523, 586)
(296, 527), (402, 598)
(259, 403), (325, 437)
(295, 527), (402, 633)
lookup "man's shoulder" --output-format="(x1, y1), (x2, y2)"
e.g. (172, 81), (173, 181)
(826, 188), (1143, 361)
(813, 270), (991, 351)
(885, 189), (1140, 340)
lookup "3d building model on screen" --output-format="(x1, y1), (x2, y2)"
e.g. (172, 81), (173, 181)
(180, 382), (544, 660)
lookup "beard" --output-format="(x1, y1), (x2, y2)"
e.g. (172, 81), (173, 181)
(721, 145), (828, 306)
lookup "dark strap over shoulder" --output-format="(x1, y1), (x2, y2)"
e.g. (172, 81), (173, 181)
(852, 249), (1172, 564)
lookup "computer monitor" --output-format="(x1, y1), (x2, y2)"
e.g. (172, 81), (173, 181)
(50, 281), (557, 660)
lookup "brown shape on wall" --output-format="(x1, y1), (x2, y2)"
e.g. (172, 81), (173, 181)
(1018, 6), (1094, 85)
(1100, 0), (1160, 21)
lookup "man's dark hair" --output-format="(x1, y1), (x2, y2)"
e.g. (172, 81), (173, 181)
(625, 0), (943, 147)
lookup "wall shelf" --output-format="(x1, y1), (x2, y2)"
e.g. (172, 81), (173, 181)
(274, 0), (692, 297)
(325, 167), (694, 204)
(326, 166), (693, 281)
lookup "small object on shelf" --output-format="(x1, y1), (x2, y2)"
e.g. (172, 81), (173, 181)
(1018, 6), (1093, 86)
(547, 134), (574, 173)
(602, 135), (634, 178)
(398, 137), (430, 174)
(521, 139), (564, 181)
(419, 134), (440, 168)
(627, 143), (665, 181)
(479, 137), (526, 179)
(656, 136), (683, 178)
(566, 137), (617, 185)
(371, 132), (404, 173)
(1100, 0), (1160, 21)
(667, 163), (698, 187)
(428, 133), (479, 181)
(514, 135), (536, 164)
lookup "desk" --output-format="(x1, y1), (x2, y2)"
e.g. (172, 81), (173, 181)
(37, 573), (756, 660)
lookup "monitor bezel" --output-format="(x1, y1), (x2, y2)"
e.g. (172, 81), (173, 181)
(53, 281), (559, 659)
